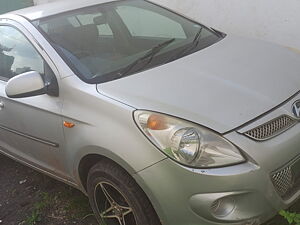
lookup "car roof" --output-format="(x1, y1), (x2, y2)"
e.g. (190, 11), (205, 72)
(4, 0), (119, 21)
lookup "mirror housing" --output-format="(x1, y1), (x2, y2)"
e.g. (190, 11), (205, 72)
(5, 71), (46, 98)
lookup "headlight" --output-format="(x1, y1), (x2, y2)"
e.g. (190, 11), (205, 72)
(134, 111), (245, 168)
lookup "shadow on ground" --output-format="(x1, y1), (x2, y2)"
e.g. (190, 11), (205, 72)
(0, 155), (299, 225)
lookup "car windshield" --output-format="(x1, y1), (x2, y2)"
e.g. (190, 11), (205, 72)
(34, 0), (223, 84)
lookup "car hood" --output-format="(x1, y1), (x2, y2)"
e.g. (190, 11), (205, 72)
(97, 35), (300, 133)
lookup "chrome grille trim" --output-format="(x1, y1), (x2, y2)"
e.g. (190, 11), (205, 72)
(243, 115), (297, 141)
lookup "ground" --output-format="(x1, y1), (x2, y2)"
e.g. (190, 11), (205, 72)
(0, 156), (98, 225)
(0, 155), (299, 225)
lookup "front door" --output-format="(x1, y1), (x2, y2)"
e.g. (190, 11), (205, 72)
(0, 23), (66, 179)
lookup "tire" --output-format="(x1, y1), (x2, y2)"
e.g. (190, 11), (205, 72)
(87, 159), (161, 225)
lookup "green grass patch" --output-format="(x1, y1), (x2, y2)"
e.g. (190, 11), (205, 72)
(25, 192), (51, 225)
(61, 187), (94, 219)
(279, 210), (300, 225)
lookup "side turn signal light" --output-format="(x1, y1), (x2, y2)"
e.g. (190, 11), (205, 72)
(64, 121), (75, 128)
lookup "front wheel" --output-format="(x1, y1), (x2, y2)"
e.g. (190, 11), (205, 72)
(87, 159), (161, 225)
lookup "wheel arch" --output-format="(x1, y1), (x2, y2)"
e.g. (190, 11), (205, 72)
(76, 147), (137, 192)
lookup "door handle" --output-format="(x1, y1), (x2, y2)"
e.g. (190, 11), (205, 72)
(0, 102), (4, 109)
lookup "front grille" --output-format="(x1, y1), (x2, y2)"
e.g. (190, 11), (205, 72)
(271, 158), (300, 199)
(244, 115), (296, 141)
(271, 166), (293, 197)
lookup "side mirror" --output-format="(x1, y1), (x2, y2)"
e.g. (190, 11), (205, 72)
(5, 71), (46, 98)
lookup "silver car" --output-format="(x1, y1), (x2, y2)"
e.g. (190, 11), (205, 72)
(0, 0), (299, 224)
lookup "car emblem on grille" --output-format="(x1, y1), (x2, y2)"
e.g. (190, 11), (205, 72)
(292, 100), (300, 118)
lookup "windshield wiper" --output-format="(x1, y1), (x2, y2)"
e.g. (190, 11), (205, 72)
(192, 26), (204, 47)
(168, 27), (203, 62)
(118, 38), (175, 78)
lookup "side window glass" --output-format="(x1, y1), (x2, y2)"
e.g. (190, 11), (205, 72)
(0, 26), (44, 80)
(116, 6), (187, 39)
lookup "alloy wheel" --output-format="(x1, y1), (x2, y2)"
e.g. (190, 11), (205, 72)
(94, 181), (137, 225)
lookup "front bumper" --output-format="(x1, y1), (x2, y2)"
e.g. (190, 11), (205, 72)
(134, 123), (300, 225)
(135, 160), (277, 225)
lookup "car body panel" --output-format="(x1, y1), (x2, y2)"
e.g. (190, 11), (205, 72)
(98, 35), (300, 133)
(59, 76), (166, 186)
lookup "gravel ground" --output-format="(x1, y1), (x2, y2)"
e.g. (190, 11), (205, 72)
(0, 154), (299, 225)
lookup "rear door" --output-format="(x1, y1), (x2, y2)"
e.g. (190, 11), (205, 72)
(0, 21), (67, 179)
